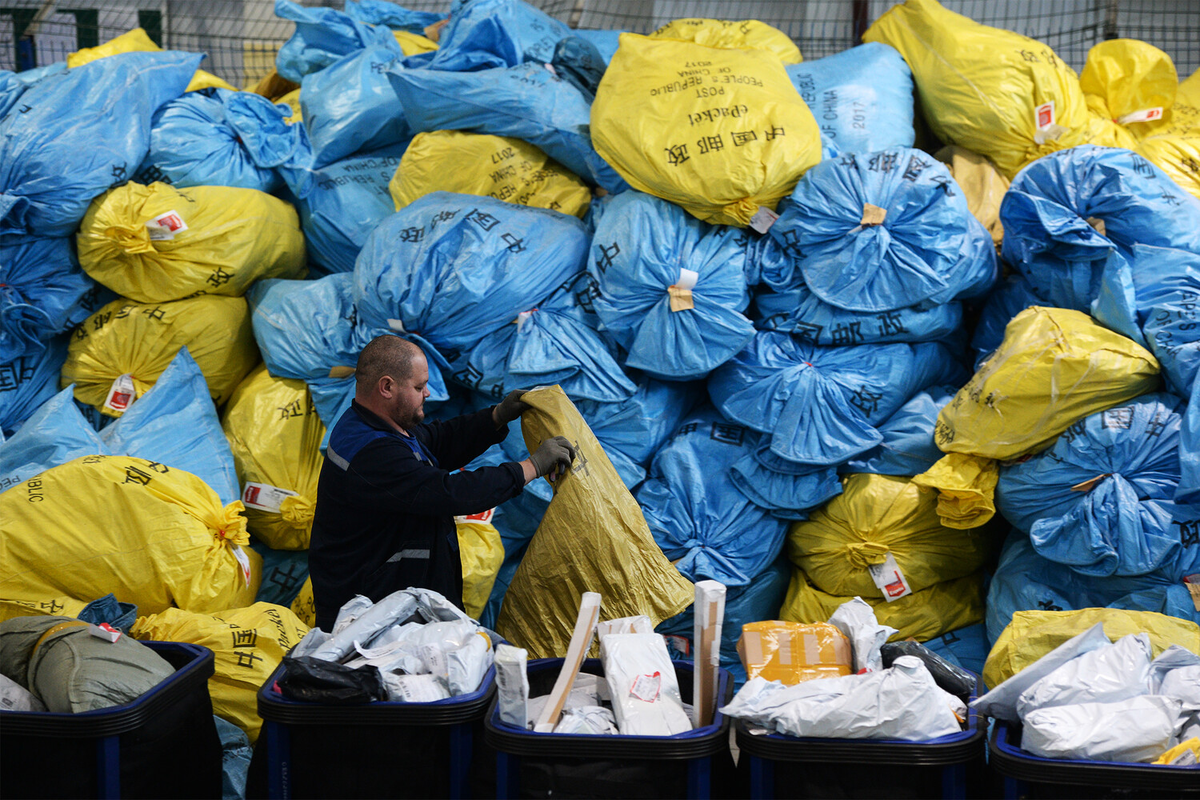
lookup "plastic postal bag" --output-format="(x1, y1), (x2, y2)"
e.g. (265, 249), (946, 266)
(497, 386), (693, 658)
(591, 33), (822, 227)
(1022, 696), (1182, 762)
(389, 130), (591, 218)
(66, 27), (232, 92)
(864, 0), (1092, 179)
(0, 237), (98, 363)
(1080, 39), (1178, 149)
(599, 632), (692, 736)
(934, 307), (1161, 460)
(933, 146), (1009, 250)
(1014, 633), (1153, 721)
(78, 181), (306, 304)
(0, 455), (260, 614)
(132, 602), (309, 743)
(649, 18), (800, 63)
(273, 0), (400, 83)
(222, 365), (325, 551)
(61, 295), (259, 418)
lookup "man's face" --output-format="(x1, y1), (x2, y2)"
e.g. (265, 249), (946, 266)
(384, 353), (431, 433)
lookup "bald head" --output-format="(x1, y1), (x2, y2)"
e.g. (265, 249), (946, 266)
(355, 335), (423, 395)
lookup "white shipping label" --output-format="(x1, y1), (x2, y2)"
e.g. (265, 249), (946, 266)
(867, 553), (913, 602)
(1116, 107), (1164, 125)
(629, 671), (662, 703)
(391, 674), (449, 703)
(242, 483), (299, 513)
(232, 545), (252, 588)
(145, 210), (188, 241)
(104, 374), (137, 412)
(748, 206), (779, 234)
(455, 508), (496, 525)
(421, 643), (449, 678)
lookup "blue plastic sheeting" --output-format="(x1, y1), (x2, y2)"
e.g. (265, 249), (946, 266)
(1, 65), (67, 119)
(136, 89), (305, 192)
(0, 386), (104, 492)
(454, 274), (635, 403)
(0, 51), (201, 240)
(0, 238), (102, 363)
(213, 715), (253, 800)
(784, 43), (915, 155)
(354, 192), (590, 366)
(289, 143), (408, 275)
(996, 393), (1189, 579)
(249, 274), (365, 381)
(343, 0), (442, 32)
(588, 191), (755, 380)
(920, 623), (989, 677)
(100, 349), (240, 506)
(637, 407), (790, 587)
(387, 62), (626, 193)
(1001, 147), (1200, 384)
(728, 445), (842, 521)
(273, 0), (400, 83)
(427, 0), (573, 72)
(567, 29), (624, 64)
(1180, 371), (1200, 506)
(968, 272), (1046, 369)
(709, 333), (965, 467)
(770, 149), (998, 313)
(843, 385), (957, 477)
(657, 557), (792, 688)
(986, 532), (1199, 644)
(301, 46), (410, 169)
(575, 378), (704, 490)
(0, 335), (68, 437)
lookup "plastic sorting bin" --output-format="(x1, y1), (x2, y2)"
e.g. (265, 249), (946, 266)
(484, 657), (735, 799)
(989, 720), (1200, 799)
(735, 672), (987, 799)
(253, 663), (496, 799)
(0, 641), (221, 800)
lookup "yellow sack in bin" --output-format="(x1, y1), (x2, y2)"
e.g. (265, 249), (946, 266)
(648, 19), (801, 64)
(497, 386), (693, 657)
(394, 29), (438, 56)
(68, 28), (235, 93)
(864, 0), (1091, 179)
(983, 608), (1200, 691)
(78, 182), (306, 304)
(738, 621), (852, 685)
(934, 146), (1009, 250)
(222, 366), (323, 551)
(787, 473), (996, 599)
(0, 456), (260, 615)
(1081, 40), (1177, 137)
(592, 34), (821, 227)
(62, 295), (259, 418)
(0, 597), (87, 624)
(935, 307), (1160, 460)
(132, 603), (307, 743)
(455, 508), (504, 621)
(781, 567), (986, 644)
(290, 577), (316, 627)
(389, 131), (591, 218)
(911, 453), (1000, 530)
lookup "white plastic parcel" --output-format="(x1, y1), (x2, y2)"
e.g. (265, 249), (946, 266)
(1015, 633), (1153, 722)
(1020, 695), (1183, 762)
(827, 597), (898, 673)
(495, 644), (530, 728)
(600, 633), (692, 736)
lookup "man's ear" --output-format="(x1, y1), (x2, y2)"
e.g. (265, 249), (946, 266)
(377, 375), (394, 397)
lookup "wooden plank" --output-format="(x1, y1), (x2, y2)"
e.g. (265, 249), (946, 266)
(533, 591), (601, 732)
(692, 580), (726, 729)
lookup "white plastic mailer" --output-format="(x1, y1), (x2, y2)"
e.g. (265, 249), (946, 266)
(971, 623), (1111, 723)
(1021, 696), (1183, 762)
(1015, 633), (1153, 722)
(827, 597), (898, 673)
(495, 644), (530, 728)
(600, 633), (692, 736)
(1150, 645), (1200, 713)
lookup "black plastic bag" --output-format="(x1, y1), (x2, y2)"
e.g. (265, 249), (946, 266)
(277, 656), (385, 705)
(880, 641), (976, 699)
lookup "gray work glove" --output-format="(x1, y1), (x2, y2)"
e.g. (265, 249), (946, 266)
(530, 436), (577, 480)
(493, 390), (531, 427)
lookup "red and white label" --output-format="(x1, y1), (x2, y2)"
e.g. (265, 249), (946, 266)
(867, 553), (913, 602)
(242, 482), (298, 513)
(231, 545), (252, 588)
(88, 623), (122, 643)
(1117, 107), (1164, 125)
(103, 374), (137, 412)
(630, 671), (662, 703)
(1036, 101), (1056, 130)
(456, 508), (495, 525)
(146, 209), (188, 241)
